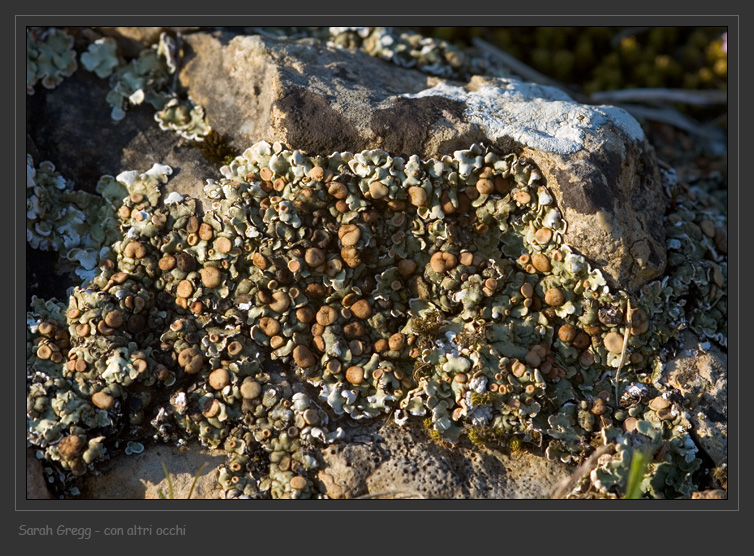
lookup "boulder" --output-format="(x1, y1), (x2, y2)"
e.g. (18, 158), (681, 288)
(178, 31), (666, 291)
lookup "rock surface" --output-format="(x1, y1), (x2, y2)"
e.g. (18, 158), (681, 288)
(317, 421), (569, 499)
(78, 442), (225, 499)
(664, 331), (728, 466)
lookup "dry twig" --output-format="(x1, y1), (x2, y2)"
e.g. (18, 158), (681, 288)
(590, 88), (727, 106)
(551, 444), (614, 499)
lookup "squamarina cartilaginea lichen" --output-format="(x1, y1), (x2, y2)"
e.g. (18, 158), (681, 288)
(26, 136), (727, 499)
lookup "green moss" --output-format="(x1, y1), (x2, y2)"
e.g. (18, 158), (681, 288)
(423, 417), (443, 442)
(195, 128), (236, 166)
(469, 391), (499, 406)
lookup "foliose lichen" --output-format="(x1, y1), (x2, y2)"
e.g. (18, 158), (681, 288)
(26, 27), (78, 95)
(26, 154), (125, 282)
(26, 27), (726, 500)
(26, 135), (726, 499)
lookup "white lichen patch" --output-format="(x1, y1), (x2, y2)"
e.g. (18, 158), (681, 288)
(402, 80), (645, 154)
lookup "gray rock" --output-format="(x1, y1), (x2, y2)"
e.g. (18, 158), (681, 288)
(26, 71), (216, 203)
(317, 421), (569, 499)
(79, 442), (225, 499)
(664, 331), (727, 466)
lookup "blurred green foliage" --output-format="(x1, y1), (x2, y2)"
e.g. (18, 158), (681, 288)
(414, 26), (726, 91)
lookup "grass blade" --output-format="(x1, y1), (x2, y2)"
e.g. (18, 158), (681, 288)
(160, 461), (174, 500)
(187, 463), (207, 500)
(624, 449), (647, 499)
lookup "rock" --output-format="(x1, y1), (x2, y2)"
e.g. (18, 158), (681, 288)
(691, 489), (727, 500)
(79, 442), (225, 499)
(178, 31), (666, 291)
(26, 449), (52, 499)
(317, 421), (569, 499)
(664, 331), (727, 466)
(26, 71), (214, 202)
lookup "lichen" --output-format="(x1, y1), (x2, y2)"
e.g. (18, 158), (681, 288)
(80, 37), (120, 79)
(26, 27), (726, 500)
(81, 30), (211, 143)
(26, 155), (124, 282)
(26, 135), (726, 499)
(26, 27), (78, 95)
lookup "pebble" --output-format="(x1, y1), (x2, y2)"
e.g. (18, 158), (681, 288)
(699, 219), (715, 238)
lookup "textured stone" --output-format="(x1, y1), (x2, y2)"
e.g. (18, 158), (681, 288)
(317, 421), (569, 499)
(79, 442), (225, 499)
(664, 331), (727, 466)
